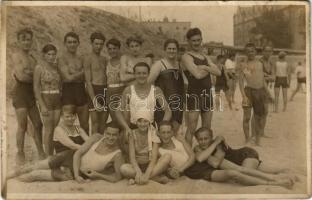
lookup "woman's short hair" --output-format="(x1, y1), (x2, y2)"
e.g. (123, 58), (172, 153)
(106, 38), (121, 48)
(186, 28), (202, 40)
(164, 39), (179, 50)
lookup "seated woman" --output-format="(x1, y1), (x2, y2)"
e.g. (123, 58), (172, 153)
(120, 118), (171, 185)
(157, 121), (195, 179)
(53, 106), (89, 153)
(7, 122), (125, 183)
(184, 127), (295, 189)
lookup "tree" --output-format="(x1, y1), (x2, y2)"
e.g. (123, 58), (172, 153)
(255, 8), (291, 48)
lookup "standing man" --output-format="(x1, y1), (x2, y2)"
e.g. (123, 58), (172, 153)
(238, 43), (272, 145)
(181, 28), (221, 145)
(260, 45), (275, 88)
(84, 32), (108, 134)
(58, 32), (89, 134)
(11, 28), (45, 164)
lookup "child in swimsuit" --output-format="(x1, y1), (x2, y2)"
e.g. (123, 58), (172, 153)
(120, 118), (171, 185)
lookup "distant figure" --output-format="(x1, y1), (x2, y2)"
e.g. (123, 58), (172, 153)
(225, 52), (237, 104)
(11, 28), (45, 164)
(290, 61), (306, 101)
(274, 51), (291, 112)
(84, 32), (108, 134)
(145, 53), (155, 64)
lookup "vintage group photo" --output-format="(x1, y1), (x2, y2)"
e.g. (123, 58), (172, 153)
(1, 1), (310, 199)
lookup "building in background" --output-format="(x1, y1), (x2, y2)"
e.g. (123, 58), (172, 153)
(141, 17), (191, 45)
(233, 5), (306, 50)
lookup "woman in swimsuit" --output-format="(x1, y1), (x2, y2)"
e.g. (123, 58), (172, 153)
(53, 106), (89, 153)
(120, 36), (152, 86)
(34, 44), (62, 156)
(148, 39), (184, 134)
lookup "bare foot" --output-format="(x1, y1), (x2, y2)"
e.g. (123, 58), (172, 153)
(16, 152), (25, 166)
(152, 175), (170, 184)
(275, 178), (294, 189)
(128, 179), (135, 185)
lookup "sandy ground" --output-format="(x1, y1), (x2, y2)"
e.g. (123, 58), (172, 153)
(4, 77), (309, 197)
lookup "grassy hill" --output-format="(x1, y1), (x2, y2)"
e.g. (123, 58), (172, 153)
(6, 6), (166, 95)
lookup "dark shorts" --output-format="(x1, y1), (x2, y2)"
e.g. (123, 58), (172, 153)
(155, 100), (184, 125)
(298, 77), (306, 83)
(244, 87), (269, 116)
(274, 77), (289, 88)
(62, 82), (88, 107)
(107, 85), (126, 111)
(42, 93), (61, 111)
(88, 84), (107, 111)
(225, 147), (260, 166)
(12, 80), (36, 109)
(138, 163), (149, 172)
(184, 161), (216, 181)
(48, 150), (88, 179)
(186, 88), (213, 112)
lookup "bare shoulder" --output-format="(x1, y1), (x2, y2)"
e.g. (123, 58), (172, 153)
(122, 86), (131, 95)
(155, 86), (163, 94)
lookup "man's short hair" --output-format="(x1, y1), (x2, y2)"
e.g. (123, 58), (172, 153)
(17, 28), (33, 40)
(42, 44), (57, 54)
(126, 36), (143, 46)
(61, 105), (76, 115)
(64, 32), (80, 43)
(145, 53), (154, 59)
(186, 28), (202, 40)
(106, 38), (121, 48)
(194, 127), (213, 139)
(133, 62), (150, 73)
(90, 32), (106, 43)
(244, 42), (256, 49)
(158, 120), (173, 130)
(106, 121), (121, 131)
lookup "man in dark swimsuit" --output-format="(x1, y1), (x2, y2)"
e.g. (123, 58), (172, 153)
(11, 28), (45, 164)
(58, 32), (89, 134)
(181, 28), (221, 145)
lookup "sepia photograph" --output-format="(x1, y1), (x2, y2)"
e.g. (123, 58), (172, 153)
(1, 1), (310, 199)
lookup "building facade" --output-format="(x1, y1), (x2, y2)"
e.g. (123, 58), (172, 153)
(141, 17), (191, 45)
(233, 5), (306, 50)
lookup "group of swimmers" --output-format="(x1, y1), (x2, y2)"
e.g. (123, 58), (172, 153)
(8, 27), (301, 188)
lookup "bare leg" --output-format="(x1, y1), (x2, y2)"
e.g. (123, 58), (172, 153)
(201, 111), (213, 130)
(15, 108), (28, 164)
(41, 111), (55, 156)
(282, 88), (288, 111)
(76, 104), (89, 135)
(224, 90), (232, 110)
(185, 111), (200, 145)
(90, 111), (99, 134)
(150, 154), (171, 178)
(28, 106), (45, 158)
(274, 87), (280, 112)
(290, 84), (300, 101)
(242, 107), (252, 143)
(253, 114), (262, 146)
(211, 170), (292, 188)
(172, 121), (180, 136)
(53, 110), (61, 128)
(17, 170), (54, 182)
(98, 111), (109, 134)
(7, 159), (50, 179)
(120, 164), (136, 179)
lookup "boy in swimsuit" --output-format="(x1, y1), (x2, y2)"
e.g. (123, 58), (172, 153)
(157, 121), (195, 179)
(58, 32), (89, 134)
(225, 52), (237, 104)
(84, 32), (109, 134)
(238, 43), (273, 145)
(120, 118), (171, 185)
(184, 127), (294, 188)
(7, 122), (125, 183)
(11, 28), (45, 164)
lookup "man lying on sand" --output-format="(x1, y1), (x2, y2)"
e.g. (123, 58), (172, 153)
(184, 127), (297, 189)
(7, 122), (125, 183)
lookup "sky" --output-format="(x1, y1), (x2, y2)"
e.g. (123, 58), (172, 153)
(98, 6), (237, 45)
